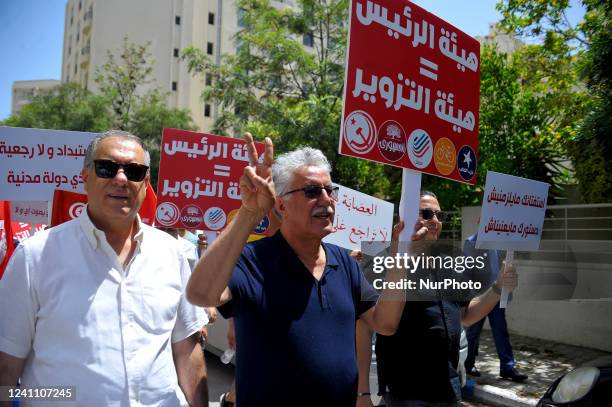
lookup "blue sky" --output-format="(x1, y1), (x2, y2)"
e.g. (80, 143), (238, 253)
(0, 0), (585, 121)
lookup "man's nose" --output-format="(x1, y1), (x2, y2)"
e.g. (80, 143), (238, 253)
(111, 169), (129, 184)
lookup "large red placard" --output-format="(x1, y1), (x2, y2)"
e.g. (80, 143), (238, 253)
(156, 129), (266, 231)
(339, 0), (480, 184)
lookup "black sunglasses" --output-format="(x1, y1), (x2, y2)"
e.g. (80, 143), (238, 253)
(93, 159), (149, 182)
(282, 185), (340, 200)
(420, 208), (449, 222)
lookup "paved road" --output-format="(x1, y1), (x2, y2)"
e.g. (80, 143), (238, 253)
(204, 349), (488, 406)
(204, 350), (234, 406)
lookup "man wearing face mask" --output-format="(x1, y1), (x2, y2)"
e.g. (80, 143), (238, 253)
(186, 134), (408, 406)
(356, 191), (520, 407)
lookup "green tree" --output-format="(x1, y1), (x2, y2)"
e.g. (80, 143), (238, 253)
(183, 0), (391, 198)
(497, 0), (612, 202)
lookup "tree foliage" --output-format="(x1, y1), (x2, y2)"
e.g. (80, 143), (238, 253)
(497, 0), (612, 202)
(2, 38), (196, 188)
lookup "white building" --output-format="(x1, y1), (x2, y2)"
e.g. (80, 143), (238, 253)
(11, 80), (61, 116)
(475, 23), (524, 55)
(61, 0), (258, 131)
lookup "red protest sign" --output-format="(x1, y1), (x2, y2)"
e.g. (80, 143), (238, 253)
(339, 0), (480, 184)
(156, 129), (265, 231)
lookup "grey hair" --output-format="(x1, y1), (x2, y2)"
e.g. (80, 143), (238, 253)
(420, 190), (437, 199)
(272, 147), (332, 196)
(83, 130), (151, 169)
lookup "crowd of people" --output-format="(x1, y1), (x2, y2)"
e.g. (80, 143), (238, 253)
(0, 130), (524, 407)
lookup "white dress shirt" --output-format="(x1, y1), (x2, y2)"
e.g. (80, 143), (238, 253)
(0, 209), (207, 406)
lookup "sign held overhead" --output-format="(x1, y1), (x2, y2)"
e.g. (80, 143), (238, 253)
(339, 0), (480, 184)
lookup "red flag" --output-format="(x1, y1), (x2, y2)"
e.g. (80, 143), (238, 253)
(50, 184), (157, 228)
(0, 201), (16, 279)
(50, 190), (88, 227)
(139, 182), (157, 226)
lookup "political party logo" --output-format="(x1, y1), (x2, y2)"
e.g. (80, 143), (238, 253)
(457, 145), (477, 181)
(180, 205), (203, 229)
(343, 110), (376, 155)
(204, 207), (227, 231)
(156, 202), (180, 226)
(434, 137), (457, 176)
(68, 202), (85, 219)
(377, 120), (406, 162)
(407, 129), (433, 169)
(253, 215), (270, 235)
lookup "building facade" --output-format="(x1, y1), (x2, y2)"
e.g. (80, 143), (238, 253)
(11, 80), (61, 116)
(60, 0), (257, 132)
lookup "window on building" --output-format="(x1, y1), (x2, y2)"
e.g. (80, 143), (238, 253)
(208, 12), (215, 25)
(68, 46), (71, 56)
(74, 64), (78, 74)
(173, 48), (179, 57)
(237, 8), (246, 27)
(175, 16), (181, 25)
(79, 0), (82, 11)
(205, 74), (212, 86)
(303, 32), (314, 47)
(207, 42), (213, 55)
(172, 81), (177, 91)
(204, 104), (211, 117)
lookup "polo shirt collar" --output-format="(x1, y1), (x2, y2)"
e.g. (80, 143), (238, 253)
(272, 230), (340, 271)
(78, 205), (144, 250)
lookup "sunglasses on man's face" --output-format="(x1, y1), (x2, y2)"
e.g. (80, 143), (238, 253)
(282, 185), (340, 201)
(419, 208), (449, 222)
(93, 159), (149, 182)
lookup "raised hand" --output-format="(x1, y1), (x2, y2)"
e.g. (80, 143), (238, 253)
(239, 132), (275, 219)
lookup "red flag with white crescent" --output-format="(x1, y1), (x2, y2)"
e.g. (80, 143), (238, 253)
(0, 201), (16, 279)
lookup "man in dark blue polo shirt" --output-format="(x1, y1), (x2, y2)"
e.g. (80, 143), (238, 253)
(357, 191), (520, 407)
(187, 134), (407, 406)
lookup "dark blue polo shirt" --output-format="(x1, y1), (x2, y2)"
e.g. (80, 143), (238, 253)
(218, 231), (379, 406)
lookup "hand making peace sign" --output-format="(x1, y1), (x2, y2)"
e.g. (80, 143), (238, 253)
(239, 132), (275, 219)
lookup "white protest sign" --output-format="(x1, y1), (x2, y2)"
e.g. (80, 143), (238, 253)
(0, 127), (97, 201)
(476, 171), (549, 308)
(11, 201), (49, 224)
(323, 184), (394, 253)
(476, 171), (549, 251)
(399, 169), (422, 244)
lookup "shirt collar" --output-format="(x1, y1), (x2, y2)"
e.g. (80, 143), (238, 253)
(78, 205), (144, 250)
(271, 230), (339, 270)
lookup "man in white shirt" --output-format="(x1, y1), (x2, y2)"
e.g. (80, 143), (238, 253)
(0, 130), (208, 406)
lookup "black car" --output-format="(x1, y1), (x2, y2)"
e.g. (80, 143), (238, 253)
(537, 355), (612, 406)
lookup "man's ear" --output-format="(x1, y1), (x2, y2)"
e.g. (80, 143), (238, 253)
(81, 168), (90, 192)
(276, 196), (286, 214)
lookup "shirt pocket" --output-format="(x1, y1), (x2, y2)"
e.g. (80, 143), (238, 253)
(138, 283), (181, 334)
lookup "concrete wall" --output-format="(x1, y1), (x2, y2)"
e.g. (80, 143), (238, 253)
(462, 206), (612, 352)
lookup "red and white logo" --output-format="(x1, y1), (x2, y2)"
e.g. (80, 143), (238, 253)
(156, 202), (180, 226)
(377, 120), (406, 162)
(68, 202), (85, 219)
(343, 110), (376, 154)
(180, 205), (203, 229)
